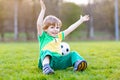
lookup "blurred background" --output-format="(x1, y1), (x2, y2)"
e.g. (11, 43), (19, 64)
(0, 0), (119, 42)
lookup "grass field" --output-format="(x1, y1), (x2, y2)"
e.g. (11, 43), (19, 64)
(0, 42), (120, 80)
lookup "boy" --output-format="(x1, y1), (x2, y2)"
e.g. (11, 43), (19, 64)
(37, 0), (89, 75)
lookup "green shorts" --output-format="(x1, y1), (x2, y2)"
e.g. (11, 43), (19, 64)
(38, 50), (85, 70)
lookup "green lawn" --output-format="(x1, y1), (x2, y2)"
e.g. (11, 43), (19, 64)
(0, 42), (120, 80)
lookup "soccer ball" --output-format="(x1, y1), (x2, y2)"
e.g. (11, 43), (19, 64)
(60, 42), (70, 55)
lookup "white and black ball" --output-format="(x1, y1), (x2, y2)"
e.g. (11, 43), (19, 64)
(60, 42), (70, 55)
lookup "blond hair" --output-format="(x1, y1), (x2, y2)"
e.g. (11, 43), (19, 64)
(43, 15), (62, 30)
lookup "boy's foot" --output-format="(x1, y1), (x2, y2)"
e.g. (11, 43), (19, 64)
(42, 64), (54, 75)
(74, 60), (87, 71)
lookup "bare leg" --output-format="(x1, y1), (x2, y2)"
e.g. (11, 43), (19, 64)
(42, 56), (50, 66)
(42, 56), (54, 74)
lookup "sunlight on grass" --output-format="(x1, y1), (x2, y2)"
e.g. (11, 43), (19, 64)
(0, 42), (120, 80)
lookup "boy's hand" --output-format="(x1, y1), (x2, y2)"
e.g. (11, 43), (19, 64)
(80, 15), (89, 22)
(40, 0), (46, 10)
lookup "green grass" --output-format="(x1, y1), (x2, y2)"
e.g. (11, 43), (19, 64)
(0, 42), (120, 80)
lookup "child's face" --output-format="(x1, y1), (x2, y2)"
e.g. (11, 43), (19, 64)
(45, 24), (60, 37)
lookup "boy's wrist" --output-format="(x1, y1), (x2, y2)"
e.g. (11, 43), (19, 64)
(79, 19), (84, 23)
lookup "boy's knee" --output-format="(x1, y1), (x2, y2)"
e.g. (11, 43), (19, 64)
(69, 51), (85, 60)
(70, 51), (80, 56)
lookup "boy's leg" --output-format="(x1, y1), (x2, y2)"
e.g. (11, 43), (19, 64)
(50, 51), (87, 71)
(38, 50), (61, 74)
(42, 56), (50, 66)
(42, 56), (54, 74)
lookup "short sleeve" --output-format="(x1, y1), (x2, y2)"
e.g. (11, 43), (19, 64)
(58, 31), (65, 41)
(38, 32), (45, 43)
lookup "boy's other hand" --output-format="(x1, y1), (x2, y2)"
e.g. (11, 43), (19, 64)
(80, 15), (89, 22)
(40, 0), (46, 10)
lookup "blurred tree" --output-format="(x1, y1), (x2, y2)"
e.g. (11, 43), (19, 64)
(21, 0), (34, 40)
(44, 0), (60, 17)
(60, 2), (83, 40)
(86, 0), (94, 39)
(114, 0), (119, 41)
(0, 0), (10, 41)
(83, 0), (119, 40)
(1, 0), (119, 41)
(0, 0), (5, 41)
(31, 0), (38, 40)
(94, 0), (115, 37)
(14, 0), (18, 40)
(58, 0), (63, 17)
(16, 0), (37, 41)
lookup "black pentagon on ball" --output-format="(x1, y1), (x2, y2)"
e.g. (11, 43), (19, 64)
(66, 48), (69, 52)
(61, 45), (63, 48)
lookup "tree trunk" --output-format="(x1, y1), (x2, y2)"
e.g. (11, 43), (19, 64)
(14, 0), (18, 40)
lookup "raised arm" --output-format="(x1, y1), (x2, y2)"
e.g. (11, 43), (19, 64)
(63, 15), (89, 37)
(37, 0), (46, 35)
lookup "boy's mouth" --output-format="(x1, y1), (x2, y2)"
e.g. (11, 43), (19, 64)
(52, 32), (58, 35)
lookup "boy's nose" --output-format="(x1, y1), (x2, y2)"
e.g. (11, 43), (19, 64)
(54, 28), (58, 31)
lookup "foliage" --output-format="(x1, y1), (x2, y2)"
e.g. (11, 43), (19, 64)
(0, 42), (120, 80)
(60, 2), (85, 39)
(60, 2), (83, 29)
(0, 0), (120, 41)
(84, 0), (119, 36)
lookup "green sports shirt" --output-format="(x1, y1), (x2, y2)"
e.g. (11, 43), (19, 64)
(38, 31), (65, 57)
